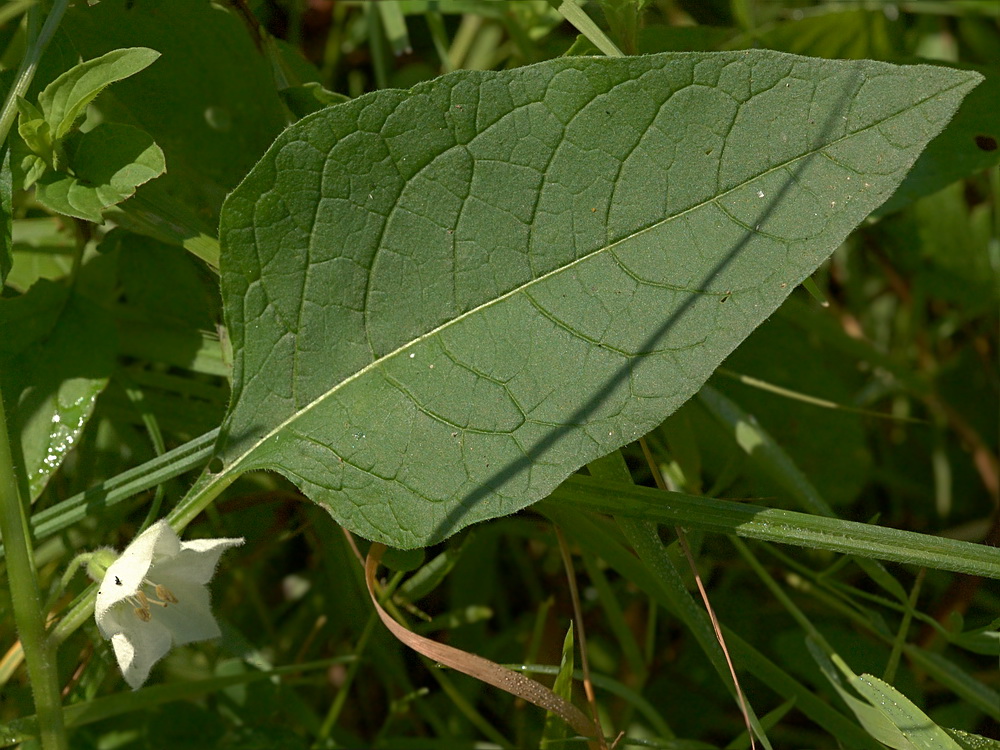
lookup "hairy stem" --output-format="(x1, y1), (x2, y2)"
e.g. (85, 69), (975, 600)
(0, 382), (68, 749)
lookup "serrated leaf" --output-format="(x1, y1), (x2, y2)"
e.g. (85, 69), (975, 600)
(37, 46), (160, 141)
(34, 122), (165, 222)
(0, 280), (116, 500)
(218, 50), (980, 548)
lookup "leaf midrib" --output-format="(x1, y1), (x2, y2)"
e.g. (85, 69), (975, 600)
(222, 77), (957, 475)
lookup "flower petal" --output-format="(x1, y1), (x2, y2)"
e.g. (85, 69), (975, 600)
(151, 581), (221, 645)
(95, 521), (179, 620)
(111, 618), (172, 690)
(94, 521), (243, 688)
(155, 536), (244, 585)
(95, 599), (137, 640)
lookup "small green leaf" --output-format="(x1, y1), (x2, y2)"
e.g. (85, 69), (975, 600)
(34, 123), (165, 222)
(15, 96), (45, 126)
(37, 46), (160, 141)
(16, 97), (53, 187)
(64, 0), (286, 240)
(16, 97), (50, 154)
(0, 279), (116, 500)
(811, 640), (964, 750)
(218, 50), (980, 548)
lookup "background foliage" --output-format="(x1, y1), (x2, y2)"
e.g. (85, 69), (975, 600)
(0, 1), (997, 749)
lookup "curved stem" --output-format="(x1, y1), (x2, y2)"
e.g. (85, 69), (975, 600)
(166, 466), (238, 534)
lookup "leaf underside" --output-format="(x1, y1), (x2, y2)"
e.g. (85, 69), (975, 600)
(218, 50), (979, 548)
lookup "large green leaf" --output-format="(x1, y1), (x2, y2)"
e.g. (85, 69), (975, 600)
(879, 64), (1000, 215)
(218, 50), (979, 548)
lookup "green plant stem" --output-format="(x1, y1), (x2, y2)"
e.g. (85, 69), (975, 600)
(315, 610), (378, 742)
(883, 568), (924, 683)
(49, 587), (97, 647)
(0, 0), (71, 147)
(547, 0), (624, 57)
(166, 466), (238, 534)
(0, 382), (68, 750)
(0, 428), (219, 560)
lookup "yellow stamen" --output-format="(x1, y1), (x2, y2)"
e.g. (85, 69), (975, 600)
(155, 584), (178, 604)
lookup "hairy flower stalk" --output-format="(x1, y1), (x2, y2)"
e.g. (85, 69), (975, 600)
(93, 520), (243, 689)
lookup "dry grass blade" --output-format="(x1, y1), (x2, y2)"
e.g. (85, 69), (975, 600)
(639, 438), (758, 749)
(364, 543), (599, 744)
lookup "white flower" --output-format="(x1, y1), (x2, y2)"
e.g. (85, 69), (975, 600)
(95, 520), (243, 689)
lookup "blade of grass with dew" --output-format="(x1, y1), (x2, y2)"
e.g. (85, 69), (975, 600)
(2, 428), (219, 560)
(546, 476), (1000, 579)
(698, 385), (910, 601)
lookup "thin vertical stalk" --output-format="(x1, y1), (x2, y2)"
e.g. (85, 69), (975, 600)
(0, 0), (72, 147)
(638, 438), (757, 750)
(554, 527), (608, 749)
(0, 382), (68, 750)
